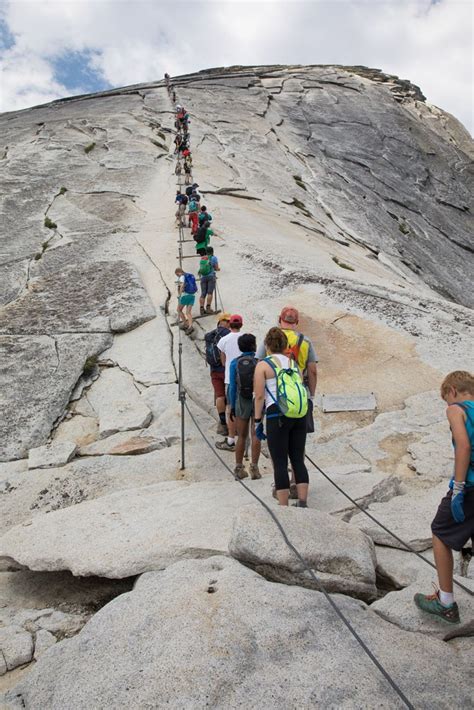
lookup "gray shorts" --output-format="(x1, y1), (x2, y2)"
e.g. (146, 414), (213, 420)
(200, 274), (216, 297)
(236, 394), (253, 420)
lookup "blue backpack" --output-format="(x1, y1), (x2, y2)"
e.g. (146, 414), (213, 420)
(183, 273), (197, 294)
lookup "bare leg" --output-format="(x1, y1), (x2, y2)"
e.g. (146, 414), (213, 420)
(177, 304), (186, 325)
(216, 395), (226, 418)
(235, 418), (249, 465)
(296, 483), (309, 503)
(226, 405), (236, 439)
(276, 490), (289, 506)
(432, 534), (454, 593)
(185, 305), (193, 329)
(250, 426), (261, 465)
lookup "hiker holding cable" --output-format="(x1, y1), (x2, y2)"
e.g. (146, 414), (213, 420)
(254, 327), (309, 507)
(414, 370), (474, 624)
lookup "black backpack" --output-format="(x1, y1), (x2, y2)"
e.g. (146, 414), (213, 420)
(205, 327), (229, 369)
(194, 223), (208, 243)
(236, 355), (257, 400)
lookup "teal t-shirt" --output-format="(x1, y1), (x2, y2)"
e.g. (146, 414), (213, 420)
(449, 400), (474, 488)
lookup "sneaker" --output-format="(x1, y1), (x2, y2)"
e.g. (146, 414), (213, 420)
(216, 422), (229, 436)
(234, 464), (248, 480)
(289, 483), (298, 499)
(216, 440), (235, 452)
(292, 500), (308, 508)
(413, 590), (460, 624)
(249, 464), (262, 480)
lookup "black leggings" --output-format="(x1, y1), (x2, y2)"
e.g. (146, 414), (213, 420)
(266, 405), (309, 490)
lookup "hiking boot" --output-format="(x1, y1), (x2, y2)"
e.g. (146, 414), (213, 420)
(216, 421), (228, 436)
(205, 306), (213, 314)
(234, 464), (248, 480)
(185, 326), (194, 336)
(289, 483), (298, 499)
(200, 306), (206, 316)
(249, 464), (262, 480)
(216, 440), (235, 452)
(413, 590), (460, 624)
(292, 500), (308, 508)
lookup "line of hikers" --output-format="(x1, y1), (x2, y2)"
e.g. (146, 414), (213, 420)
(204, 308), (318, 507)
(165, 74), (474, 624)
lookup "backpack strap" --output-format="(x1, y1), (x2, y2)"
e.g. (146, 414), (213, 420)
(294, 333), (304, 361)
(263, 357), (282, 417)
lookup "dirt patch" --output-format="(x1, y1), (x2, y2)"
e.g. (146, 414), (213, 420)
(298, 305), (441, 412)
(378, 432), (421, 477)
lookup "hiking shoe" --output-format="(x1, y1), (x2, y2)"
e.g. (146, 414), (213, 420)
(216, 440), (235, 452)
(185, 326), (194, 335)
(205, 306), (213, 314)
(216, 422), (229, 436)
(289, 483), (298, 499)
(414, 591), (460, 624)
(234, 464), (248, 480)
(292, 500), (308, 508)
(249, 464), (262, 480)
(200, 306), (206, 316)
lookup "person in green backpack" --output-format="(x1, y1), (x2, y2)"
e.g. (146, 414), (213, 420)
(197, 248), (219, 315)
(254, 327), (309, 507)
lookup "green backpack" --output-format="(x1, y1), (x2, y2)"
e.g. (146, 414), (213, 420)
(265, 356), (308, 418)
(199, 257), (212, 276)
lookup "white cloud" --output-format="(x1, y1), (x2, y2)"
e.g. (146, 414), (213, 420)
(0, 0), (472, 132)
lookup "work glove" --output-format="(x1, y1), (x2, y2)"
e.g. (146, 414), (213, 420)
(451, 481), (465, 524)
(230, 409), (235, 422)
(255, 420), (266, 441)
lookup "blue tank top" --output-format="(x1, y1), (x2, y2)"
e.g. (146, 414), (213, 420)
(449, 400), (474, 488)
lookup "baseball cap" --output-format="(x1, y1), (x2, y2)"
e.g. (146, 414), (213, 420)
(279, 307), (299, 325)
(218, 312), (231, 323)
(229, 314), (243, 326)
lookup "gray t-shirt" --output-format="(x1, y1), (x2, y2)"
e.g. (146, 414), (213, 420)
(256, 330), (318, 369)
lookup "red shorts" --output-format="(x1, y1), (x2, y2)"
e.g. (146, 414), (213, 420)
(210, 370), (225, 401)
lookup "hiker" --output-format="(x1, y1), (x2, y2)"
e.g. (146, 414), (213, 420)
(185, 184), (195, 199)
(175, 267), (197, 335)
(175, 161), (182, 176)
(254, 327), (309, 507)
(194, 220), (213, 252)
(216, 315), (244, 451)
(414, 371), (474, 624)
(197, 247), (219, 315)
(172, 90), (176, 103)
(205, 313), (231, 436)
(175, 193), (188, 227)
(184, 162), (192, 185)
(228, 333), (262, 480)
(257, 306), (318, 499)
(199, 205), (212, 225)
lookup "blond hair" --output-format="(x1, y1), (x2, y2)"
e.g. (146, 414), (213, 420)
(440, 371), (474, 399)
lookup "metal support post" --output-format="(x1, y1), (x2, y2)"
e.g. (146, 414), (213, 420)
(178, 340), (186, 470)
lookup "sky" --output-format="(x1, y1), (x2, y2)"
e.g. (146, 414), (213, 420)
(0, 0), (472, 133)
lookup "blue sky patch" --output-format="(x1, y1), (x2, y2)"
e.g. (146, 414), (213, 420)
(52, 50), (110, 94)
(0, 18), (15, 51)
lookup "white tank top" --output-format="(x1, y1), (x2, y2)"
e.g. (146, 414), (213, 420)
(264, 354), (291, 409)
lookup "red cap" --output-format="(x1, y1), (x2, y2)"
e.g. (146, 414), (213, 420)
(230, 314), (243, 326)
(279, 307), (299, 325)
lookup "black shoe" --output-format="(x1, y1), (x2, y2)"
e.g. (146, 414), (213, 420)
(292, 500), (308, 508)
